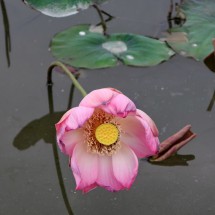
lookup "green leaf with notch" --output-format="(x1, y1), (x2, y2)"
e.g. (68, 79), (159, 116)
(163, 0), (215, 61)
(50, 24), (174, 69)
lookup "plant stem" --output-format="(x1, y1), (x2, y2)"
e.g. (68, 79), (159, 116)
(100, 9), (114, 20)
(93, 4), (107, 35)
(47, 85), (54, 114)
(47, 61), (87, 97)
(67, 81), (76, 110)
(47, 77), (75, 215)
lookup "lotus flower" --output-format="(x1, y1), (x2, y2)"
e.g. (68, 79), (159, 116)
(56, 88), (159, 192)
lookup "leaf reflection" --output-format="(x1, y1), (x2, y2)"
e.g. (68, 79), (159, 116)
(204, 52), (215, 74)
(13, 74), (78, 215)
(204, 40), (215, 111)
(204, 39), (215, 74)
(0, 0), (11, 67)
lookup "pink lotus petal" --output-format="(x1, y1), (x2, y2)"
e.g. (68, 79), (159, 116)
(72, 163), (98, 193)
(120, 115), (159, 158)
(72, 170), (81, 189)
(80, 88), (118, 108)
(96, 155), (124, 191)
(108, 88), (122, 94)
(79, 88), (136, 117)
(60, 128), (84, 155)
(102, 93), (136, 117)
(136, 109), (159, 137)
(55, 87), (161, 192)
(112, 144), (138, 189)
(81, 183), (98, 193)
(56, 106), (94, 143)
(72, 163), (97, 193)
(71, 142), (98, 191)
(64, 107), (94, 130)
(56, 108), (74, 125)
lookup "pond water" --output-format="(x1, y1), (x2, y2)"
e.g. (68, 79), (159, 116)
(1, 0), (215, 215)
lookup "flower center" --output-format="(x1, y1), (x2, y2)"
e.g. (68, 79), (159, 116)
(95, 123), (119, 146)
(83, 108), (121, 156)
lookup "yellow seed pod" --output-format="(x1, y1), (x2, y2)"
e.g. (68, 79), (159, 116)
(95, 123), (119, 146)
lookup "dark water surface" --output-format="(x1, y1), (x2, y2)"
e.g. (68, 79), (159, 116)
(1, 0), (215, 214)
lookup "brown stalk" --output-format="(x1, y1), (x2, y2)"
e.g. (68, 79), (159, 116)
(149, 125), (196, 162)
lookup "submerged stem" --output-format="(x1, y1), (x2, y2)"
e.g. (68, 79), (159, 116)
(1, 0), (11, 67)
(47, 74), (76, 214)
(52, 139), (74, 215)
(47, 61), (87, 97)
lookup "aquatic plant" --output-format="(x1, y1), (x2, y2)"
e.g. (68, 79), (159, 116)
(56, 87), (159, 192)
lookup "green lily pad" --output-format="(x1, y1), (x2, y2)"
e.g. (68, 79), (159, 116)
(50, 24), (174, 69)
(164, 0), (215, 61)
(23, 0), (105, 17)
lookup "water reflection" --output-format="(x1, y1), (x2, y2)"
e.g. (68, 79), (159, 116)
(13, 79), (76, 215)
(167, 0), (186, 30)
(0, 0), (11, 67)
(148, 153), (195, 166)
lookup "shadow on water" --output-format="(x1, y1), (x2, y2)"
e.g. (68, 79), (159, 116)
(147, 153), (195, 167)
(207, 90), (215, 111)
(0, 0), (11, 67)
(13, 74), (77, 215)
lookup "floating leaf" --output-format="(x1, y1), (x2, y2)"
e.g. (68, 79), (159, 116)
(23, 0), (106, 17)
(50, 24), (174, 69)
(163, 0), (215, 60)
